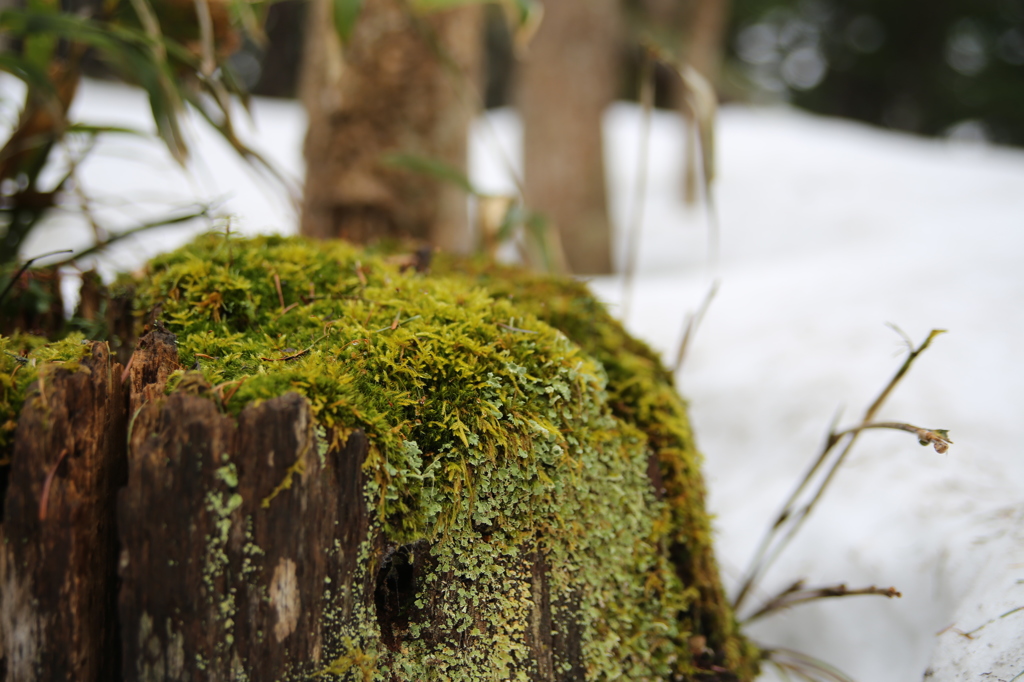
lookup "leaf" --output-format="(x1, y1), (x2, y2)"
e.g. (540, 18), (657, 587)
(382, 152), (479, 195)
(332, 0), (364, 44)
(505, 0), (542, 54)
(22, 0), (60, 72)
(65, 123), (148, 138)
(0, 9), (191, 162)
(0, 53), (59, 101)
(677, 64), (717, 187)
(411, 0), (490, 12)
(229, 0), (268, 47)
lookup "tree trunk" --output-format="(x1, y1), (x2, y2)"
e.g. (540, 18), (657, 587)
(684, 0), (730, 86)
(518, 0), (622, 275)
(300, 0), (482, 253)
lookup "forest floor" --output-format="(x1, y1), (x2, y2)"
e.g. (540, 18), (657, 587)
(9, 76), (1024, 681)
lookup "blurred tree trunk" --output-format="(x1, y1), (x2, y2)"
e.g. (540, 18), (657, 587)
(518, 0), (622, 275)
(300, 0), (481, 253)
(684, 0), (730, 86)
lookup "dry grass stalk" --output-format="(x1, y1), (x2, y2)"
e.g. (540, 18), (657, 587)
(733, 328), (949, 613)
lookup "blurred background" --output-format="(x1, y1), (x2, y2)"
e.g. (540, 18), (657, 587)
(3, 1), (1024, 680)
(4, 0), (1024, 278)
(237, 0), (1024, 144)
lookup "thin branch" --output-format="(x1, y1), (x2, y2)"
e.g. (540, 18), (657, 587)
(833, 422), (953, 455)
(885, 321), (914, 354)
(621, 46), (655, 323)
(673, 279), (719, 373)
(745, 580), (901, 624)
(733, 328), (948, 611)
(0, 249), (74, 306)
(193, 0), (217, 78)
(48, 205), (213, 268)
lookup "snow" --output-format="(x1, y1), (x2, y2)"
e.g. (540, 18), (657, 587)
(9, 76), (1024, 681)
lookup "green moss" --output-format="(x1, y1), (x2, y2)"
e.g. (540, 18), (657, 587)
(0, 332), (91, 461)
(128, 233), (757, 680)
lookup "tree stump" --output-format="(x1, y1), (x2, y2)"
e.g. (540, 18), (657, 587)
(0, 235), (760, 680)
(1, 341), (126, 680)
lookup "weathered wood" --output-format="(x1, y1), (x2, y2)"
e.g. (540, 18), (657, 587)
(118, 390), (239, 680)
(231, 401), (372, 677)
(0, 342), (126, 681)
(118, 331), (375, 680)
(126, 324), (180, 416)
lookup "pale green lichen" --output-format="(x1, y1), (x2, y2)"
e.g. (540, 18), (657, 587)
(125, 233), (758, 680)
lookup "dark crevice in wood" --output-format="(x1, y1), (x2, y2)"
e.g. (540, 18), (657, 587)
(670, 540), (738, 679)
(647, 450), (667, 500)
(374, 540), (430, 651)
(551, 590), (585, 681)
(526, 550), (555, 681)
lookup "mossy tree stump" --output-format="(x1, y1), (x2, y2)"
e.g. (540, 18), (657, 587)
(0, 235), (759, 680)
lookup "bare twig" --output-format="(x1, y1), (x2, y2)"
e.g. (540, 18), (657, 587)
(39, 447), (69, 521)
(273, 272), (286, 310)
(832, 422), (953, 454)
(213, 376), (247, 405)
(372, 315), (421, 334)
(193, 0), (217, 78)
(745, 579), (901, 624)
(259, 330), (333, 362)
(120, 351), (136, 384)
(497, 322), (538, 334)
(952, 603), (1024, 639)
(733, 328), (948, 612)
(273, 302), (301, 320)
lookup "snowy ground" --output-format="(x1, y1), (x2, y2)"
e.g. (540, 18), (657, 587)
(9, 77), (1024, 681)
